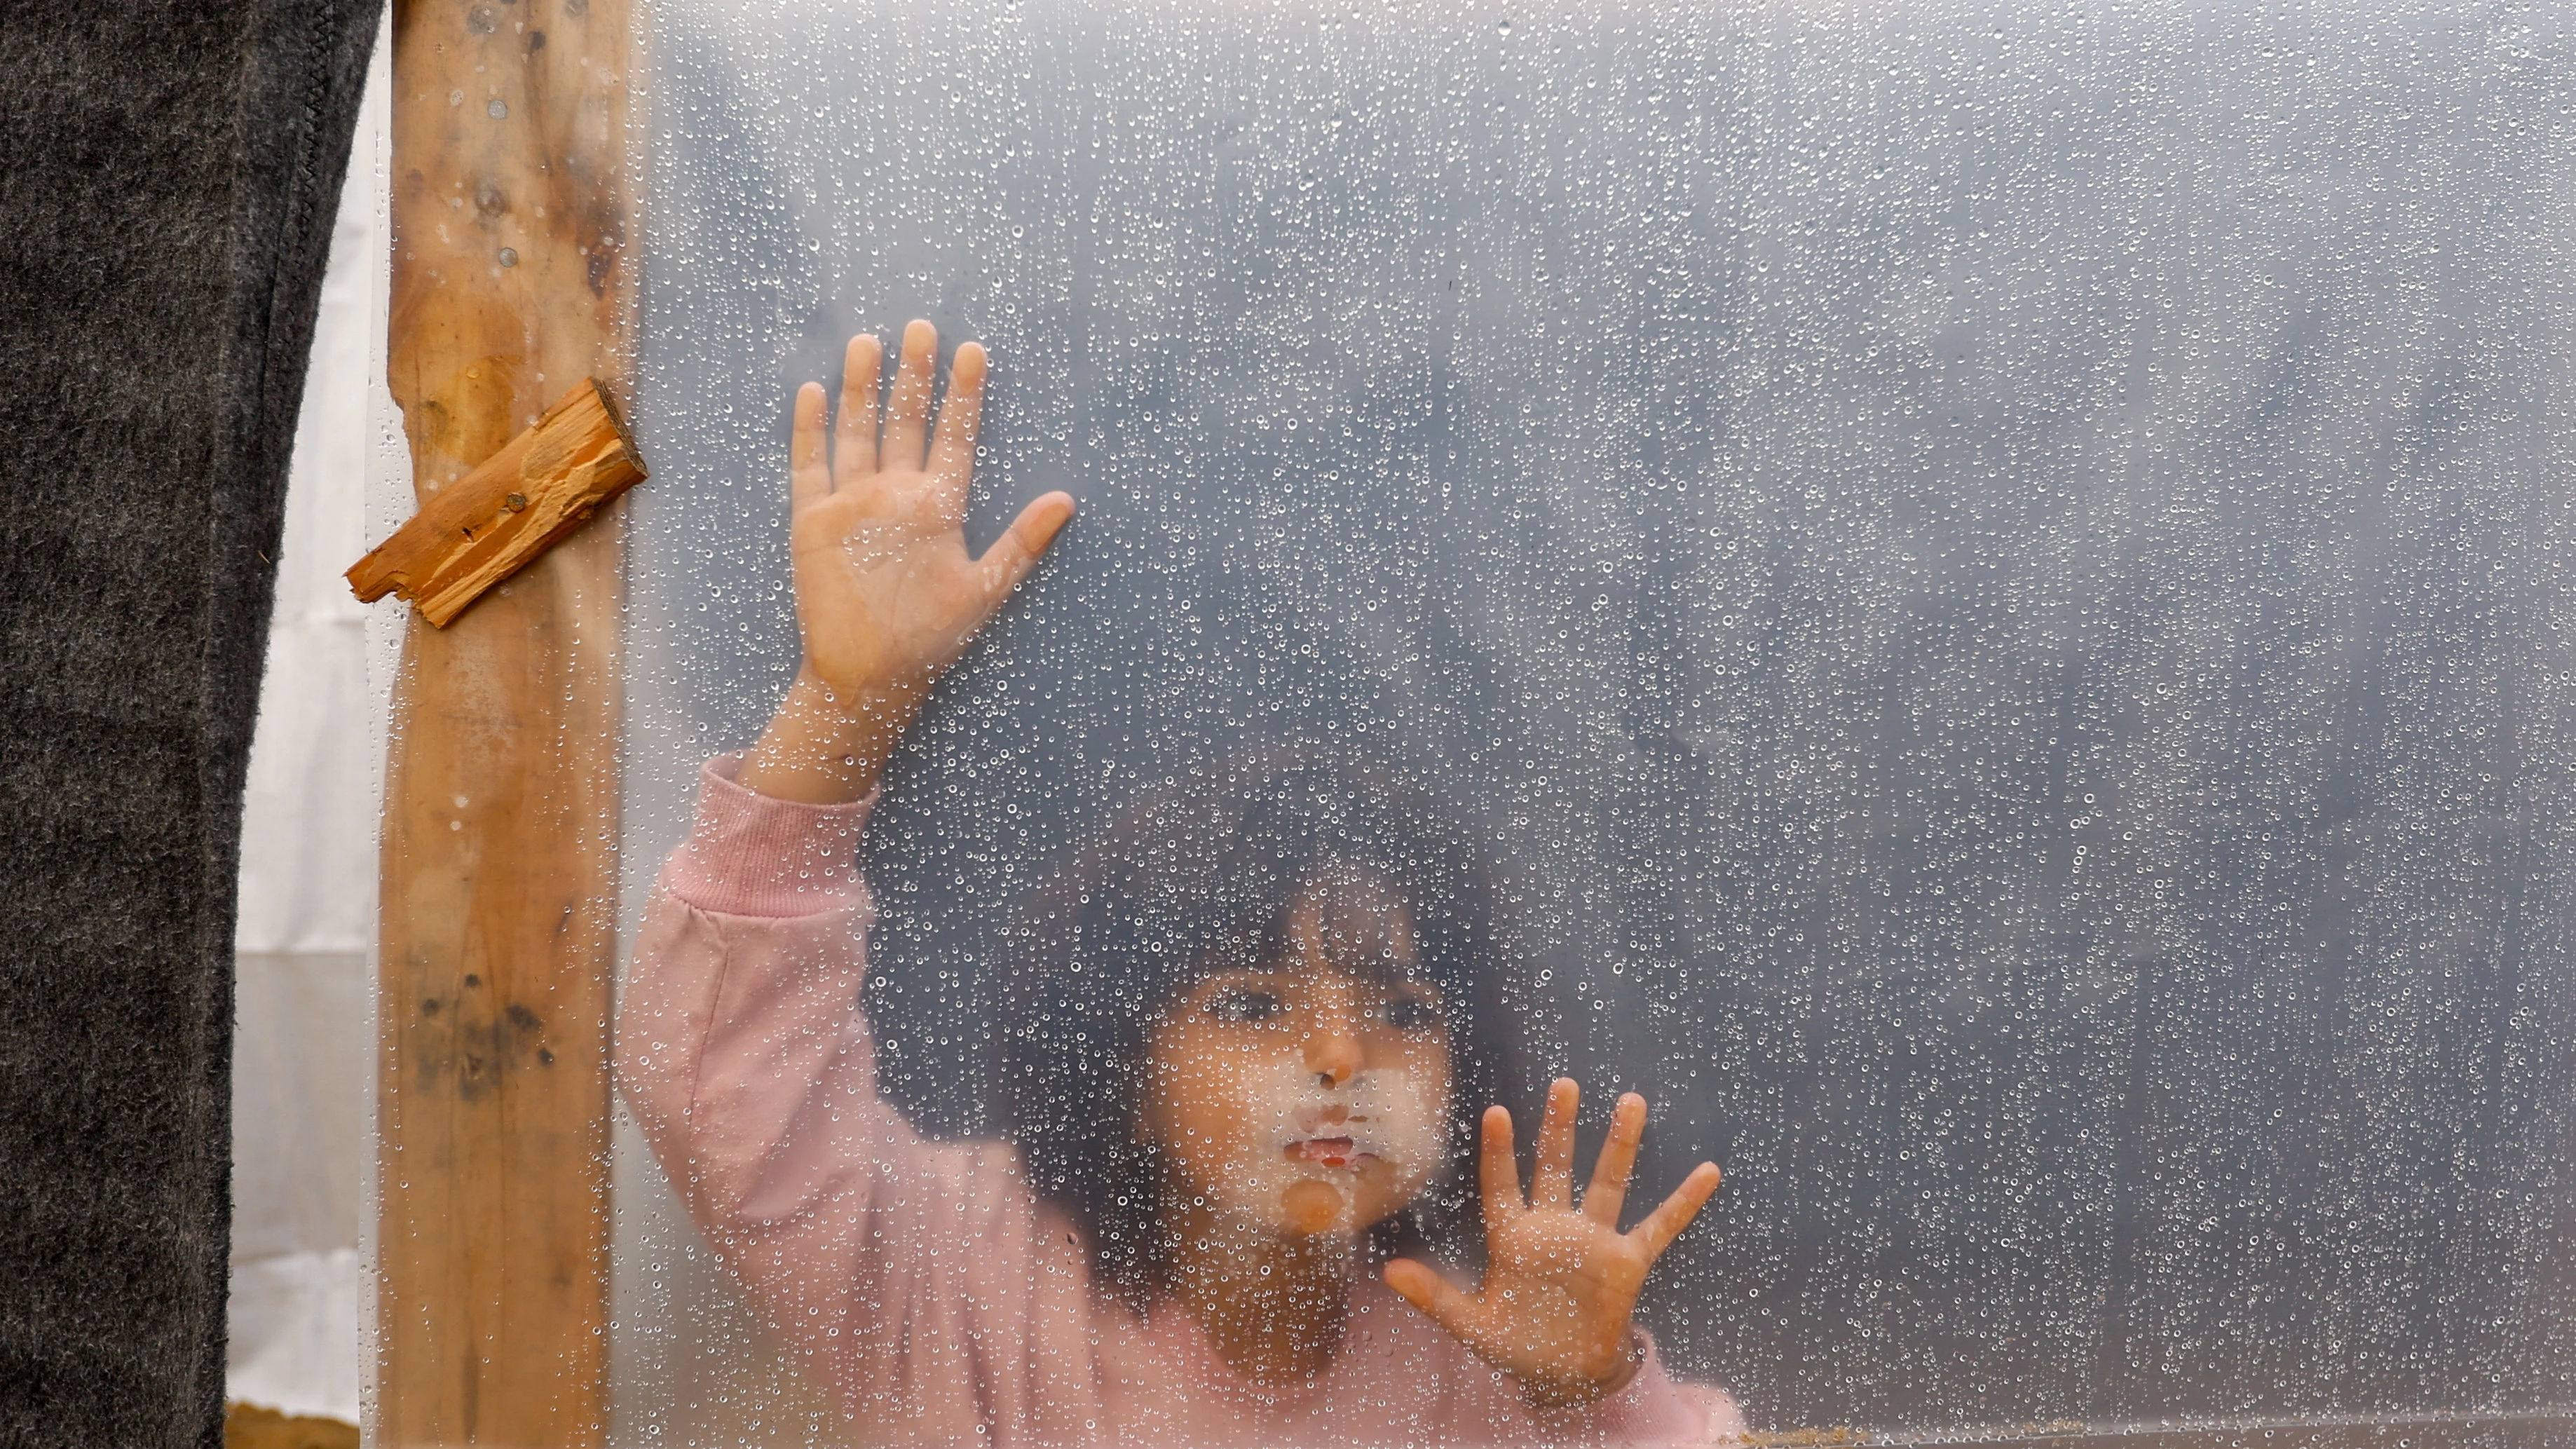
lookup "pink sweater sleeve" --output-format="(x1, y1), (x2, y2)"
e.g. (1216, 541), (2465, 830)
(1558, 1333), (1750, 1445)
(615, 754), (1099, 1440)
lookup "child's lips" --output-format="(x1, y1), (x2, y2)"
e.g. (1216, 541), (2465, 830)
(1286, 1136), (1369, 1168)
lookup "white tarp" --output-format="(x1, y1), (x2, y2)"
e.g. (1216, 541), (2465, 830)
(226, 27), (394, 1423)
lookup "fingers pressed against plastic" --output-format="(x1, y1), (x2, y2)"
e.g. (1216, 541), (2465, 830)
(834, 333), (882, 484)
(790, 383), (829, 515)
(881, 320), (939, 472)
(1583, 1092), (1647, 1227)
(1383, 1258), (1478, 1338)
(976, 491), (1075, 603)
(1533, 1078), (1579, 1209)
(1478, 1103), (1522, 1223)
(928, 343), (986, 490)
(1632, 1162), (1722, 1259)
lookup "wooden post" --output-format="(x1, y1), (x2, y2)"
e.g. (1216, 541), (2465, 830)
(377, 0), (632, 1443)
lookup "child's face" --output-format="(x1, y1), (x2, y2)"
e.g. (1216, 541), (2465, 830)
(1140, 871), (1456, 1239)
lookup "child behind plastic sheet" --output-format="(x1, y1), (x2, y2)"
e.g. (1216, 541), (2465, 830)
(617, 321), (1747, 1446)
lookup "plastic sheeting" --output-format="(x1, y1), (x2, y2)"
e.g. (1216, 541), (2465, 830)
(616, 0), (2576, 1438)
(226, 31), (395, 1423)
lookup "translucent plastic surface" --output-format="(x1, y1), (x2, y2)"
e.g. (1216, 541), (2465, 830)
(618, 0), (2576, 1438)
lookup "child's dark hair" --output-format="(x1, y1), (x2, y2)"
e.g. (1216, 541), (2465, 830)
(993, 749), (1531, 1305)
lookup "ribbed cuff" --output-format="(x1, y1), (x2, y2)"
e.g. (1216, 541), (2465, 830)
(659, 751), (877, 918)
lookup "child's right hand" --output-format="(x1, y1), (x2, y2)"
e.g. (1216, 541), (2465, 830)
(740, 321), (1075, 804)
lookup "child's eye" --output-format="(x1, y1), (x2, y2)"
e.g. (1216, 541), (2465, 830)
(1379, 995), (1435, 1031)
(1208, 988), (1283, 1023)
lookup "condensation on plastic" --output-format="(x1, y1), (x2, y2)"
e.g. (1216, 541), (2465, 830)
(612, 0), (2576, 1439)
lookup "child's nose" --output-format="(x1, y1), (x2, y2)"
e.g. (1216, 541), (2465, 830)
(1304, 1023), (1363, 1087)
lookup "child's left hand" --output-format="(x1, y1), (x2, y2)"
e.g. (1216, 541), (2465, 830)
(1383, 1080), (1720, 1409)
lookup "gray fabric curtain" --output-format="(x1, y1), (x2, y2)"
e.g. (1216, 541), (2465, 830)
(0, 2), (383, 1444)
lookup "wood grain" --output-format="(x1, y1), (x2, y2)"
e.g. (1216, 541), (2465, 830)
(377, 0), (633, 1443)
(348, 377), (643, 627)
(224, 1403), (360, 1449)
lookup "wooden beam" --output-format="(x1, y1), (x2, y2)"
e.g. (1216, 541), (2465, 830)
(377, 0), (633, 1443)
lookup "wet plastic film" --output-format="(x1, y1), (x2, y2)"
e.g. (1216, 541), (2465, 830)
(613, 0), (2576, 1441)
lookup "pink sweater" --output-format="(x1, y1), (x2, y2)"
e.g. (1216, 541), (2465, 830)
(617, 754), (1747, 1447)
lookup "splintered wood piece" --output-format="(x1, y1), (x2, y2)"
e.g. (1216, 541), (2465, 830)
(346, 378), (644, 626)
